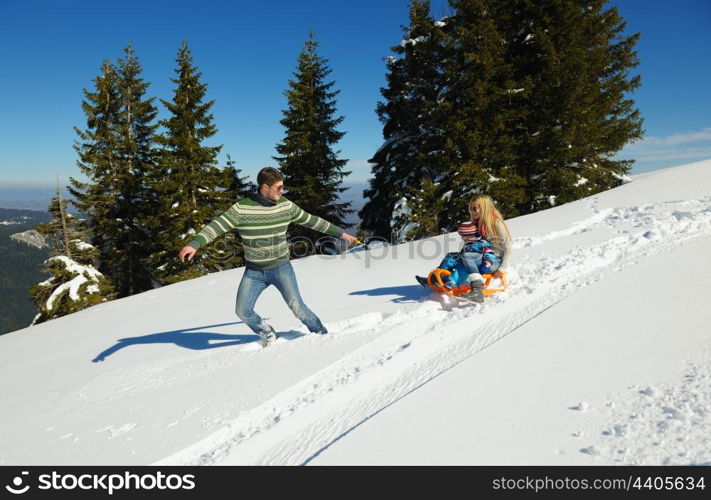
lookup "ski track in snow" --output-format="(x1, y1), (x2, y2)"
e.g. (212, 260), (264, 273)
(155, 196), (711, 465)
(513, 206), (614, 249)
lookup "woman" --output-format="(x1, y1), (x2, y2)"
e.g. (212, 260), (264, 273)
(415, 195), (512, 303)
(462, 195), (512, 300)
(469, 195), (512, 270)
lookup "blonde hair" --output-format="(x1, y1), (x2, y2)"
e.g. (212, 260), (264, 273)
(469, 195), (512, 246)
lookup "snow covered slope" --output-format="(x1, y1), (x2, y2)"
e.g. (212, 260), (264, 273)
(1, 159), (710, 466)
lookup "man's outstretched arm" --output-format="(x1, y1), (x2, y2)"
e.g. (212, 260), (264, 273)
(291, 204), (358, 243)
(178, 204), (241, 262)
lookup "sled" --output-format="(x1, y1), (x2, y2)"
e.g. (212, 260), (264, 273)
(426, 268), (508, 298)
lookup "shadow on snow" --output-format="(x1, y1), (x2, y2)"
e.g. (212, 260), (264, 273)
(348, 285), (430, 303)
(92, 321), (263, 362)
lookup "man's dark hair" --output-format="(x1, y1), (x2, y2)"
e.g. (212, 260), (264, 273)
(257, 167), (284, 187)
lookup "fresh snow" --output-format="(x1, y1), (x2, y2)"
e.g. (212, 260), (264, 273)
(71, 240), (96, 251)
(43, 256), (104, 310)
(400, 36), (427, 47)
(46, 256), (102, 280)
(390, 196), (417, 243)
(1, 159), (710, 466)
(179, 228), (196, 240)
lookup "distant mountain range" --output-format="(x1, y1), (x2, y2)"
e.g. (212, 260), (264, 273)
(0, 185), (60, 211)
(10, 229), (47, 249)
(0, 208), (51, 335)
(338, 181), (368, 229)
(0, 181), (369, 225)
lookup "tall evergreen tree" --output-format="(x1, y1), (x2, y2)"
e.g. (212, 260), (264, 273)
(363, 0), (642, 241)
(505, 0), (643, 213)
(69, 58), (121, 273)
(273, 32), (352, 251)
(360, 0), (450, 241)
(30, 185), (114, 325)
(149, 42), (249, 284)
(115, 43), (160, 294)
(418, 0), (528, 232)
(69, 44), (159, 297)
(391, 177), (449, 242)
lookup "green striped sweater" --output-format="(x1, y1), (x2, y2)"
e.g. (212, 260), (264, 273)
(188, 196), (344, 269)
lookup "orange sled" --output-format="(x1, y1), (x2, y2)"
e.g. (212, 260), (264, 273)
(426, 268), (508, 297)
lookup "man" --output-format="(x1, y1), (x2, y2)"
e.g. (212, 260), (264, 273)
(179, 167), (358, 346)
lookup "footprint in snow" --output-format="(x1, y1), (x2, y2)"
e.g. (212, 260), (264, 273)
(639, 386), (657, 397)
(569, 402), (589, 412)
(580, 445), (600, 456)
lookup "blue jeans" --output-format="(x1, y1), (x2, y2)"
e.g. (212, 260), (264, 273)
(235, 262), (325, 334)
(438, 252), (501, 287)
(460, 251), (501, 275)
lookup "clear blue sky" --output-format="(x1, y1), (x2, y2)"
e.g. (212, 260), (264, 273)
(1, 0), (709, 188)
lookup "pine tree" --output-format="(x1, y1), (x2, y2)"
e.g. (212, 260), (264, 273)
(30, 185), (114, 325)
(70, 44), (159, 298)
(273, 32), (352, 252)
(363, 0), (642, 241)
(149, 42), (250, 284)
(432, 0), (527, 226)
(504, 0), (643, 213)
(391, 177), (450, 241)
(360, 0), (450, 241)
(114, 43), (160, 294)
(69, 58), (121, 270)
